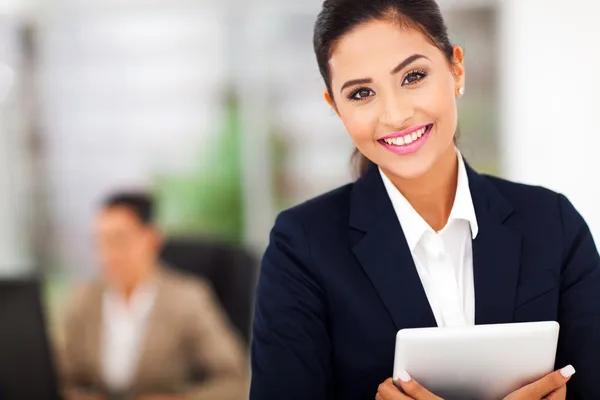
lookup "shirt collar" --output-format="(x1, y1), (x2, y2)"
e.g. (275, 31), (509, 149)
(105, 274), (158, 312)
(379, 152), (478, 251)
(450, 152), (479, 238)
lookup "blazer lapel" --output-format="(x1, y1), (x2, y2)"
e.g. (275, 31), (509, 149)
(130, 269), (169, 391)
(466, 165), (522, 325)
(350, 164), (437, 330)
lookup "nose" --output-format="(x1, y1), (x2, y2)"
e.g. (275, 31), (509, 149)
(379, 90), (413, 129)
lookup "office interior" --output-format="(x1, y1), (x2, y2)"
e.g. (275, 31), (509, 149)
(0, 0), (597, 397)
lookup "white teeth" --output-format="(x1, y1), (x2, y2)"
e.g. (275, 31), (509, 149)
(382, 126), (430, 146)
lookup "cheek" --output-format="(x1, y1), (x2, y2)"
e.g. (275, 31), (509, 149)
(338, 106), (379, 144)
(429, 76), (458, 120)
(408, 78), (458, 144)
(414, 77), (455, 118)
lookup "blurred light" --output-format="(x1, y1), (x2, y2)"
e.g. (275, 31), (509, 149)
(0, 0), (32, 16)
(0, 63), (13, 103)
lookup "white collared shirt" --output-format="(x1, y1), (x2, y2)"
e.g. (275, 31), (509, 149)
(379, 153), (478, 327)
(101, 281), (157, 391)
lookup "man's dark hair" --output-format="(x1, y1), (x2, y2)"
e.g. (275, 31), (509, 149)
(103, 191), (154, 225)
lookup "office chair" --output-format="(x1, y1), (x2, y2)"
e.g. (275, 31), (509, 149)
(0, 278), (60, 400)
(160, 237), (257, 345)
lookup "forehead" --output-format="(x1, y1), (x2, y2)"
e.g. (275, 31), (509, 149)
(97, 207), (142, 229)
(329, 20), (440, 84)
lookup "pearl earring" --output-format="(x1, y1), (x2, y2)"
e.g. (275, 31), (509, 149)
(458, 87), (465, 97)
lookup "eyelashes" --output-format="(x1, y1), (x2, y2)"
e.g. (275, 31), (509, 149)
(347, 88), (375, 101)
(402, 69), (428, 86)
(346, 69), (429, 102)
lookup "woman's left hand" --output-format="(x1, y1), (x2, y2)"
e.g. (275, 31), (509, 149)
(376, 376), (443, 400)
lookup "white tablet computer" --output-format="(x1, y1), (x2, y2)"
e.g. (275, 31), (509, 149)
(393, 321), (560, 400)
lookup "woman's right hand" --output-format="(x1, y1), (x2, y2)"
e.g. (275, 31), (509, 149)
(503, 365), (575, 400)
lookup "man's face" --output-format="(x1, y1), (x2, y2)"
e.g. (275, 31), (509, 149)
(95, 206), (159, 287)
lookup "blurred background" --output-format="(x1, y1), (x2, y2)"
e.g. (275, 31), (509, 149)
(0, 0), (598, 394)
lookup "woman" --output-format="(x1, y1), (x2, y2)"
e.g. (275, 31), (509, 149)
(250, 0), (600, 399)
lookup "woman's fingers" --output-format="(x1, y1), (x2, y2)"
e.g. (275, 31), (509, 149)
(395, 370), (443, 400)
(377, 378), (412, 399)
(505, 365), (575, 399)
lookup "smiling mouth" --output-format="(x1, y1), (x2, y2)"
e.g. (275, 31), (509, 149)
(378, 124), (433, 146)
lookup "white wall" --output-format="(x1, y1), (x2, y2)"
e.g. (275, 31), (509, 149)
(38, 3), (229, 274)
(499, 0), (600, 241)
(0, 16), (34, 275)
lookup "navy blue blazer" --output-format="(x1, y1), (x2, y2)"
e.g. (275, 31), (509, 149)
(250, 163), (600, 400)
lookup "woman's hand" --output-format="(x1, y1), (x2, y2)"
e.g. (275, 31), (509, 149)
(503, 365), (575, 400)
(377, 365), (575, 400)
(376, 370), (442, 400)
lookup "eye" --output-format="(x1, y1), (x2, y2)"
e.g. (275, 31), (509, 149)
(402, 69), (428, 86)
(348, 87), (375, 101)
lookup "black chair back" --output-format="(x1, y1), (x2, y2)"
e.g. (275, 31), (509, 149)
(160, 238), (257, 345)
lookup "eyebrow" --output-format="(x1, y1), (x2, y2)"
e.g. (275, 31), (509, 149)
(340, 78), (373, 94)
(339, 54), (429, 94)
(391, 54), (429, 75)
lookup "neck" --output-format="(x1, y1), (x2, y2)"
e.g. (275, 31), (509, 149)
(384, 146), (458, 231)
(117, 262), (157, 303)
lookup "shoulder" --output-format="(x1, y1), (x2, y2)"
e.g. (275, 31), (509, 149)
(262, 183), (357, 284)
(481, 173), (585, 231)
(273, 182), (355, 233)
(65, 280), (103, 321)
(483, 174), (561, 208)
(158, 267), (217, 305)
(157, 268), (233, 331)
(72, 280), (103, 303)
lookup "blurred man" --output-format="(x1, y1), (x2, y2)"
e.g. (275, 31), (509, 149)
(62, 192), (247, 400)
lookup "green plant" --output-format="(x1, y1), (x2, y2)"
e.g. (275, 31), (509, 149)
(154, 91), (244, 243)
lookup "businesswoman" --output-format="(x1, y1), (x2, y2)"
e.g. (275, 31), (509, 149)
(250, 0), (600, 399)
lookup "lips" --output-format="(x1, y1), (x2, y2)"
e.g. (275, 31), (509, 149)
(378, 124), (434, 155)
(378, 124), (433, 146)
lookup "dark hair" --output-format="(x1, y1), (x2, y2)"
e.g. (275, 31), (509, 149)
(103, 192), (154, 225)
(314, 0), (455, 177)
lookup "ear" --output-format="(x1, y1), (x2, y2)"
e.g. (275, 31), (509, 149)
(451, 45), (465, 96)
(323, 89), (340, 116)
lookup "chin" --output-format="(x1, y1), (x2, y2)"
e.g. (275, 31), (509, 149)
(390, 166), (431, 180)
(380, 156), (436, 180)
